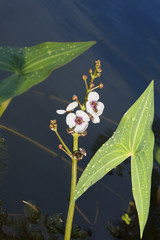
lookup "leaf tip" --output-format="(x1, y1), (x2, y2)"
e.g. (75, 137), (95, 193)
(151, 79), (154, 85)
(85, 41), (96, 47)
(140, 229), (144, 239)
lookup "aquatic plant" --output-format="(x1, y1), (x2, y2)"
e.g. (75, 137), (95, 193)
(0, 200), (90, 240)
(50, 60), (154, 239)
(0, 42), (155, 239)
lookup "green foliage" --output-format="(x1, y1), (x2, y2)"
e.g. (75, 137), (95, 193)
(0, 41), (95, 106)
(72, 81), (154, 238)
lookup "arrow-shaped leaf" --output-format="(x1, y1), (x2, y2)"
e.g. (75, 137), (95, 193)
(0, 41), (95, 105)
(72, 81), (154, 238)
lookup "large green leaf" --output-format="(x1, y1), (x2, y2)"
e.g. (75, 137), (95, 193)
(72, 81), (154, 238)
(0, 41), (95, 105)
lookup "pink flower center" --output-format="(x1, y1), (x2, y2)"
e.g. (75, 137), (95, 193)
(75, 116), (83, 125)
(91, 101), (98, 113)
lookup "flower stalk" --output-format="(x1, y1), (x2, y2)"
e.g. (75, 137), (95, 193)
(51, 60), (104, 240)
(64, 133), (79, 240)
(49, 120), (72, 155)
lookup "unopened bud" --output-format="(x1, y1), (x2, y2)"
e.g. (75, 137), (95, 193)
(95, 60), (101, 67)
(82, 75), (88, 80)
(50, 119), (56, 124)
(88, 69), (92, 74)
(90, 83), (95, 88)
(99, 83), (104, 89)
(97, 72), (101, 78)
(58, 144), (63, 149)
(72, 95), (78, 101)
(49, 124), (54, 131)
(97, 68), (102, 73)
(49, 120), (57, 131)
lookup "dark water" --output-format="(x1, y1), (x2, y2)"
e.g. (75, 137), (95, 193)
(0, 0), (160, 239)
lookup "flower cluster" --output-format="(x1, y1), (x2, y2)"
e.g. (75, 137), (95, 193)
(56, 60), (104, 134)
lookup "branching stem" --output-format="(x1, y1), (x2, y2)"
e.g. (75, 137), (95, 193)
(55, 130), (72, 155)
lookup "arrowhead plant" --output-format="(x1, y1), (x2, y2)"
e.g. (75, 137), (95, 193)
(0, 41), (154, 238)
(50, 57), (154, 239)
(72, 80), (154, 238)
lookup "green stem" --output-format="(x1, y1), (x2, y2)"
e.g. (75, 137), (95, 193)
(55, 130), (72, 155)
(64, 133), (79, 240)
(82, 69), (97, 110)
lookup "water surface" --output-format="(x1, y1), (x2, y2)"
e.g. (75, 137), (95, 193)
(0, 0), (160, 239)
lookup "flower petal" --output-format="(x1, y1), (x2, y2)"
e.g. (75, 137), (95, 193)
(76, 110), (90, 122)
(74, 122), (89, 132)
(66, 101), (78, 111)
(88, 91), (99, 102)
(96, 102), (105, 116)
(92, 115), (100, 124)
(66, 113), (76, 128)
(86, 101), (95, 116)
(56, 109), (66, 114)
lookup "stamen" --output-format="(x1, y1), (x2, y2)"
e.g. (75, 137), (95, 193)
(75, 117), (83, 125)
(90, 101), (98, 113)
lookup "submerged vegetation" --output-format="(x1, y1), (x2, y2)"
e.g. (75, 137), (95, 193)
(0, 200), (91, 240)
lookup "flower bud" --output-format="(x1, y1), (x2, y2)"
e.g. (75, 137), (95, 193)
(72, 95), (78, 101)
(49, 120), (57, 131)
(50, 119), (56, 124)
(90, 83), (95, 88)
(88, 68), (92, 74)
(99, 83), (104, 89)
(95, 60), (101, 67)
(49, 124), (54, 131)
(82, 75), (88, 80)
(97, 68), (102, 73)
(58, 144), (63, 149)
(97, 72), (101, 78)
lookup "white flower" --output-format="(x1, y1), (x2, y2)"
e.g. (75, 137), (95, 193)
(56, 101), (78, 114)
(86, 91), (104, 123)
(66, 110), (90, 133)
